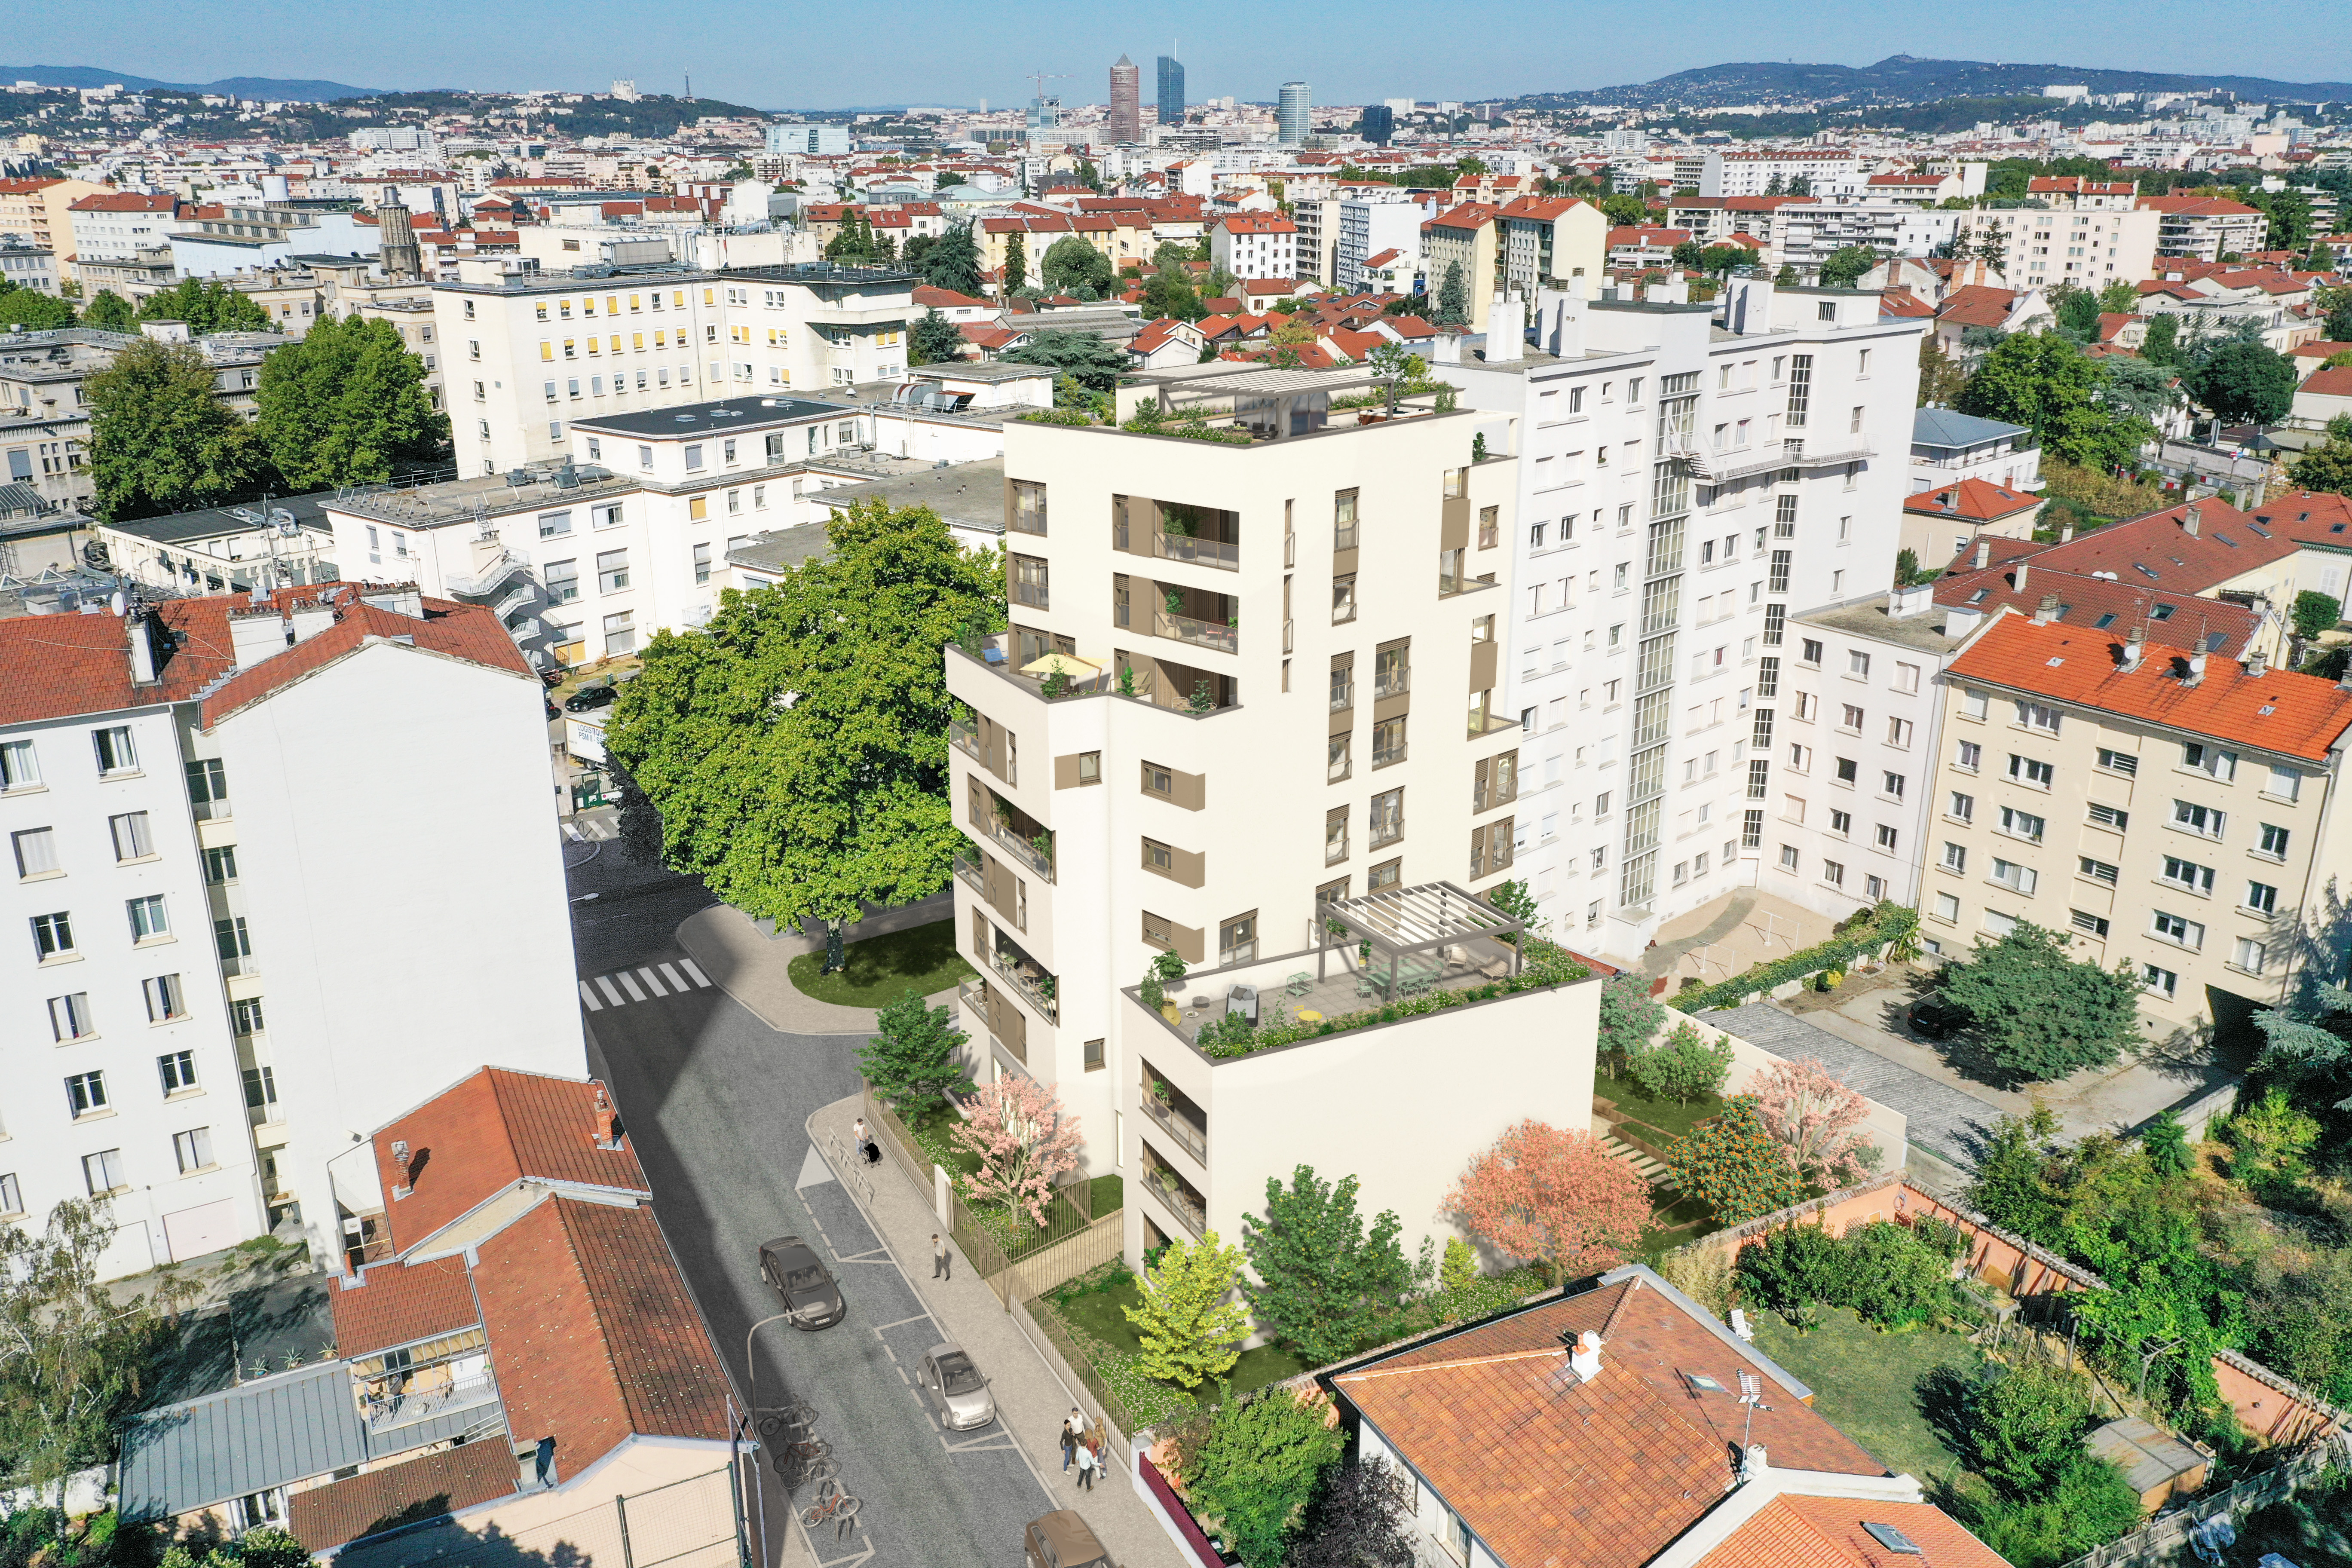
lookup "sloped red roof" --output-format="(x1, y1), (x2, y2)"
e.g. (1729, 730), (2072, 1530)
(1424, 202), (1501, 233)
(1880, 288), (1936, 318)
(1335, 1279), (1889, 1568)
(1129, 318), (1197, 353)
(2288, 340), (2352, 360)
(199, 588), (533, 729)
(1930, 557), (2261, 656)
(374, 1068), (649, 1255)
(1936, 285), (2021, 328)
(2141, 195), (2260, 217)
(1216, 210), (1295, 233)
(288, 1442), (516, 1553)
(70, 192), (178, 213)
(1699, 1495), (2011, 1568)
(1904, 477), (2040, 522)
(2302, 365), (2352, 398)
(913, 284), (990, 309)
(1953, 610), (2352, 761)
(331, 1255), (479, 1357)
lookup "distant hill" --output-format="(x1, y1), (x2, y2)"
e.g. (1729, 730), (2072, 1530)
(0, 65), (382, 101)
(1509, 54), (2352, 110)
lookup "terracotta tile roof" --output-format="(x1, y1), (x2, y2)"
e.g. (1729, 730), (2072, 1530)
(1129, 318), (1196, 353)
(1335, 1278), (1886, 1568)
(1609, 226), (1690, 247)
(1936, 285), (2021, 328)
(1880, 288), (1935, 318)
(2302, 365), (2352, 399)
(2141, 195), (2260, 217)
(1384, 314), (1436, 338)
(1930, 557), (2261, 655)
(1216, 211), (1295, 234)
(473, 1197), (733, 1474)
(331, 1256), (479, 1358)
(1362, 247), (1404, 269)
(374, 1069), (649, 1255)
(70, 192), (179, 212)
(199, 590), (533, 729)
(1701, 1495), (2012, 1568)
(913, 285), (990, 309)
(1948, 611), (2352, 762)
(2254, 490), (2352, 547)
(2001, 496), (2297, 593)
(287, 1442), (516, 1553)
(1905, 478), (2040, 522)
(2289, 340), (2352, 360)
(1423, 202), (1501, 233)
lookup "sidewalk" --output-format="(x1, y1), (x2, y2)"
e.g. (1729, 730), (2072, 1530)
(805, 1096), (1182, 1568)
(678, 893), (953, 1033)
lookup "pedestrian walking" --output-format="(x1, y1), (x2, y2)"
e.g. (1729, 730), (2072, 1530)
(932, 1234), (951, 1280)
(1059, 1416), (1078, 1472)
(852, 1117), (879, 1165)
(1076, 1439), (1097, 1491)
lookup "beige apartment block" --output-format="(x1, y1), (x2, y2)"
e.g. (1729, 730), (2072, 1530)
(944, 364), (1603, 1273)
(1922, 607), (2352, 1042)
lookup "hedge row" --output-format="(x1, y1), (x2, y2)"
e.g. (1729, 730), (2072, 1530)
(1668, 902), (1920, 1015)
(1198, 941), (1593, 1059)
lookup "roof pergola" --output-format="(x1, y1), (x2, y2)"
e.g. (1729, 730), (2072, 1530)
(1314, 880), (1523, 999)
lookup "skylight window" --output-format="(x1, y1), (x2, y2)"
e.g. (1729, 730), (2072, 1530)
(2152, 604), (2175, 620)
(2214, 532), (2237, 547)
(1969, 588), (1988, 603)
(2093, 613), (2117, 629)
(2135, 564), (2160, 580)
(1861, 1523), (1924, 1556)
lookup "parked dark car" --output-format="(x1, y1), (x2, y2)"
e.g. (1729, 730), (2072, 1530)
(1026, 1511), (1111, 1568)
(1908, 995), (1965, 1040)
(564, 683), (618, 713)
(758, 1236), (844, 1330)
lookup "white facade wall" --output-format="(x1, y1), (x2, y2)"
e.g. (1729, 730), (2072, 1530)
(207, 639), (584, 1267)
(1209, 221), (1295, 282)
(1962, 205), (2159, 287)
(0, 705), (267, 1277)
(438, 269), (913, 477)
(1334, 199), (1425, 294)
(1700, 152), (1864, 200)
(1452, 279), (1928, 959)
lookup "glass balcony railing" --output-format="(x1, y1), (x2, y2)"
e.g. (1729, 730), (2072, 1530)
(949, 717), (981, 761)
(1152, 531), (1240, 571)
(1140, 1093), (1207, 1164)
(1158, 610), (1238, 655)
(1373, 665), (1410, 698)
(981, 813), (1055, 882)
(989, 947), (1060, 1025)
(1140, 1157), (1207, 1237)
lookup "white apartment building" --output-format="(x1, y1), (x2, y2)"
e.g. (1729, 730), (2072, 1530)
(1333, 194), (1428, 294)
(1775, 205), (1967, 274)
(323, 395), (886, 669)
(1208, 211), (1297, 282)
(65, 193), (199, 266)
(437, 258), (915, 475)
(944, 363), (1605, 1277)
(1700, 149), (1865, 200)
(0, 585), (584, 1278)
(2143, 196), (2268, 264)
(1449, 274), (1929, 959)
(1957, 197), (2159, 289)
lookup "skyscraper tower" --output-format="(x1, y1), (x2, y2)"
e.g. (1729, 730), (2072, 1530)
(1156, 52), (1185, 130)
(1109, 54), (1140, 143)
(1278, 80), (1311, 144)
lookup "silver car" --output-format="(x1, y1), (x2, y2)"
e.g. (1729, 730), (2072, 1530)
(916, 1341), (995, 1431)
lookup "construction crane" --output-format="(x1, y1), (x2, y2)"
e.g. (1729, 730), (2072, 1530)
(1028, 70), (1069, 105)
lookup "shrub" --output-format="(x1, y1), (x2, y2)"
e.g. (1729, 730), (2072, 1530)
(1666, 1096), (1806, 1224)
(1671, 903), (1916, 1014)
(2223, 1085), (2320, 1195)
(1736, 1222), (1851, 1319)
(1598, 972), (1666, 1078)
(1183, 1390), (1346, 1568)
(1657, 1241), (1734, 1318)
(1624, 1020), (1733, 1104)
(2293, 589), (2343, 640)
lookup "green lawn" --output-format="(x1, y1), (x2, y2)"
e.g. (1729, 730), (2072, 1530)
(1049, 1269), (1308, 1396)
(787, 920), (975, 1007)
(1749, 1305), (1984, 1483)
(1598, 1078), (1729, 1145)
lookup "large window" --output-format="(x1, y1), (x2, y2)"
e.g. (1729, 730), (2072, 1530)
(31, 910), (72, 959)
(82, 1149), (126, 1196)
(127, 894), (168, 942)
(158, 1050), (197, 1094)
(172, 1127), (215, 1175)
(1369, 787), (1404, 848)
(2171, 800), (2224, 839)
(92, 726), (137, 775)
(108, 812), (152, 861)
(0, 737), (37, 789)
(596, 549), (630, 593)
(48, 992), (92, 1041)
(65, 1071), (107, 1117)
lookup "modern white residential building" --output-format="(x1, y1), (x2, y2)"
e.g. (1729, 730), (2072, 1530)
(1208, 212), (1297, 285)
(1448, 273), (1929, 959)
(1955, 188), (2160, 289)
(1699, 148), (1865, 200)
(943, 362), (1604, 1278)
(1333, 193), (1429, 294)
(0, 585), (585, 1278)
(435, 258), (915, 476)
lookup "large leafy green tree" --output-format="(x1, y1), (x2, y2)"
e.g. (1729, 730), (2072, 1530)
(81, 289), (137, 331)
(909, 307), (963, 365)
(1001, 231), (1028, 296)
(1139, 267), (1204, 322)
(1434, 261), (1468, 326)
(2289, 413), (2352, 495)
(607, 500), (1003, 958)
(1817, 245), (1880, 288)
(1181, 1392), (1347, 1568)
(253, 313), (444, 489)
(1005, 328), (1130, 392)
(1239, 1166), (1412, 1365)
(2185, 336), (2297, 425)
(2139, 312), (2180, 365)
(0, 284), (74, 329)
(1936, 920), (2142, 1084)
(856, 989), (973, 1117)
(921, 222), (985, 295)
(136, 276), (270, 334)
(1956, 332), (2152, 469)
(1039, 236), (1113, 299)
(86, 337), (270, 521)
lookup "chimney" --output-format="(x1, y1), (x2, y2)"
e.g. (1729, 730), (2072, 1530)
(1485, 292), (1522, 363)
(2185, 651), (2208, 687)
(1568, 1329), (1603, 1382)
(1973, 540), (1991, 570)
(390, 1138), (413, 1201)
(2120, 626), (2144, 672)
(2183, 503), (2201, 536)
(2031, 592), (2059, 625)
(2014, 562), (2030, 594)
(2060, 521), (2075, 542)
(1887, 583), (1933, 619)
(1740, 1445), (1771, 1484)
(592, 1084), (623, 1150)
(2245, 648), (2268, 677)
(126, 609), (160, 686)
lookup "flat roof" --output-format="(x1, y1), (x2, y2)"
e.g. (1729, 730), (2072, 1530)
(573, 394), (845, 438)
(726, 522), (832, 574)
(99, 491), (331, 545)
(807, 455), (1004, 530)
(1795, 594), (1967, 655)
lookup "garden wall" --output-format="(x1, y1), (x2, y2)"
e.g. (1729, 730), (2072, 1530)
(1681, 1174), (2350, 1449)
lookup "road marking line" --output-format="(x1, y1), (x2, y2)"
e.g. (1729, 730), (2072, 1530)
(578, 981), (604, 1011)
(679, 957), (711, 986)
(867, 1316), (931, 1333)
(637, 965), (668, 995)
(658, 962), (689, 990)
(616, 971), (647, 1001)
(596, 975), (625, 1005)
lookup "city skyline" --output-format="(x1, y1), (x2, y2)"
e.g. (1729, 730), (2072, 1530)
(18, 0), (2352, 111)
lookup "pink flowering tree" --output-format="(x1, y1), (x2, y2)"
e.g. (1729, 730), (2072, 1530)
(1445, 1119), (1651, 1286)
(949, 1076), (1084, 1228)
(1752, 1056), (1881, 1190)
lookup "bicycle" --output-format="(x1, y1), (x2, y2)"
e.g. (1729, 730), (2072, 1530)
(802, 1486), (861, 1540)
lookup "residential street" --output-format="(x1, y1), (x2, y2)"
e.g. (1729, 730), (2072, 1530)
(565, 851), (1061, 1568)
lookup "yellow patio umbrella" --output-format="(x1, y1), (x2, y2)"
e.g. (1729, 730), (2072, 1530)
(1020, 652), (1102, 680)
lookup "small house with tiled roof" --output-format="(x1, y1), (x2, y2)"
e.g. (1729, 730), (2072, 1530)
(1331, 1266), (2013, 1568)
(1902, 476), (2043, 564)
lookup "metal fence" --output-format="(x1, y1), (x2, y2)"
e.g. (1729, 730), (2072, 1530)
(2061, 1431), (2352, 1568)
(333, 1466), (739, 1568)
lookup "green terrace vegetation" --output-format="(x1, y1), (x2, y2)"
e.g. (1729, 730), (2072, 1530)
(1669, 901), (1918, 1014)
(1183, 940), (1593, 1059)
(786, 920), (974, 1008)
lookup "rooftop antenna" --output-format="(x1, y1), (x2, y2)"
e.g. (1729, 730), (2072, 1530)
(1737, 1372), (1769, 1450)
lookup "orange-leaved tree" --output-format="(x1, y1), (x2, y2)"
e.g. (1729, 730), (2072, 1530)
(1446, 1119), (1651, 1287)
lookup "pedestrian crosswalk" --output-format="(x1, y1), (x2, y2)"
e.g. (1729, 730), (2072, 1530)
(578, 959), (714, 1011)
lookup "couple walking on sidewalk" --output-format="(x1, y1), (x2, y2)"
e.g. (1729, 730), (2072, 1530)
(1060, 1409), (1102, 1491)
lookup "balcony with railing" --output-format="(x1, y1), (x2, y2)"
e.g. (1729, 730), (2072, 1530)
(1139, 1142), (1207, 1237)
(951, 842), (986, 897)
(1329, 676), (1354, 713)
(949, 715), (982, 763)
(1372, 661), (1410, 700)
(361, 1369), (500, 1434)
(1139, 1064), (1208, 1165)
(989, 930), (1060, 1025)
(1152, 527), (1240, 571)
(1158, 607), (1239, 655)
(977, 788), (1055, 881)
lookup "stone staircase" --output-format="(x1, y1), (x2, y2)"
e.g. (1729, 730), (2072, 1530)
(1599, 1131), (1670, 1188)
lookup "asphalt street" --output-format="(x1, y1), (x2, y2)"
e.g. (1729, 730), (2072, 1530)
(566, 852), (1057, 1568)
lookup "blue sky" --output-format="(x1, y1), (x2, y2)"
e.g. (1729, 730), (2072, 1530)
(21, 0), (2352, 107)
